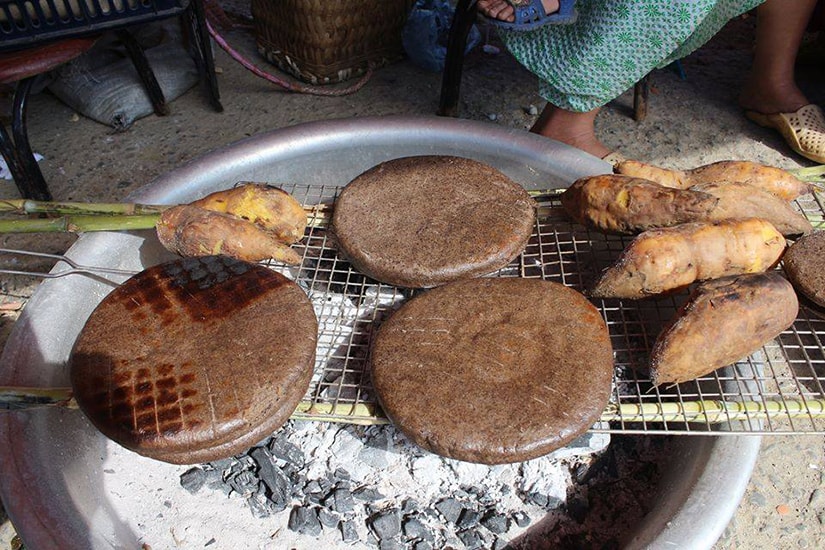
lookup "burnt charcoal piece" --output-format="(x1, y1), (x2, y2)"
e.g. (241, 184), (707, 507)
(458, 529), (485, 549)
(250, 447), (291, 509)
(402, 517), (433, 542)
(512, 510), (531, 528)
(434, 498), (462, 524)
(325, 487), (355, 514)
(318, 507), (340, 529)
(179, 467), (206, 494)
(288, 506), (322, 536)
(268, 436), (306, 468)
(340, 519), (361, 543)
(370, 508), (402, 540)
(457, 509), (482, 529)
(480, 511), (509, 534)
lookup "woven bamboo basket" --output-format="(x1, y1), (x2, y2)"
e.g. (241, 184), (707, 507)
(251, 0), (415, 85)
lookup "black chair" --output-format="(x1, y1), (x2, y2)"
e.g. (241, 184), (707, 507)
(437, 0), (650, 121)
(0, 0), (223, 200)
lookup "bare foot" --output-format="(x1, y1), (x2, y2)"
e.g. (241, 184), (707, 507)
(477, 0), (560, 23)
(530, 104), (613, 159)
(739, 79), (810, 115)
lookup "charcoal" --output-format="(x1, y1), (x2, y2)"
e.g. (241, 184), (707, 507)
(269, 437), (305, 468)
(249, 488), (280, 518)
(288, 506), (322, 536)
(325, 487), (355, 514)
(333, 467), (351, 482)
(402, 499), (419, 514)
(354, 487), (385, 501)
(435, 498), (462, 524)
(491, 537), (509, 550)
(180, 467), (206, 494)
(457, 509), (481, 529)
(227, 470), (259, 498)
(340, 519), (360, 543)
(379, 539), (404, 550)
(249, 447), (291, 508)
(512, 510), (531, 528)
(402, 517), (432, 541)
(458, 529), (484, 549)
(480, 512), (509, 534)
(370, 509), (402, 540)
(413, 541), (434, 550)
(317, 507), (340, 529)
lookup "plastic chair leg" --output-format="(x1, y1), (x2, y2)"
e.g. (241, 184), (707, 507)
(438, 0), (477, 117)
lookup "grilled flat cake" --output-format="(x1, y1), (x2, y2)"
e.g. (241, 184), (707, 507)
(70, 256), (317, 464)
(332, 156), (536, 288)
(783, 230), (825, 309)
(369, 277), (613, 464)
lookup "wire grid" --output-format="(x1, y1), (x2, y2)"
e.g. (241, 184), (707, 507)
(272, 183), (825, 435)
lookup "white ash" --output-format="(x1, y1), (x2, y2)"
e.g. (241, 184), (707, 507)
(175, 421), (609, 549)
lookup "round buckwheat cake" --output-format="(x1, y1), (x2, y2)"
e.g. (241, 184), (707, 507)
(70, 255), (317, 465)
(332, 155), (536, 288)
(783, 231), (825, 309)
(369, 277), (614, 464)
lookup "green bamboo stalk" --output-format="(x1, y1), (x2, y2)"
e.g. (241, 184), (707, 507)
(0, 214), (161, 234)
(0, 199), (169, 216)
(0, 387), (75, 410)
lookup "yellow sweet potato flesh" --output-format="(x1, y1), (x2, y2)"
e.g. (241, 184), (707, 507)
(614, 160), (690, 188)
(650, 271), (798, 386)
(190, 183), (307, 243)
(560, 175), (718, 234)
(589, 218), (786, 299)
(694, 181), (813, 236)
(156, 205), (302, 264)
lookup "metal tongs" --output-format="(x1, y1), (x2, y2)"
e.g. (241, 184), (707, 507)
(0, 248), (139, 279)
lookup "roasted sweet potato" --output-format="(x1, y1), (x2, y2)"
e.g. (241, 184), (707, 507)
(190, 183), (307, 243)
(694, 182), (813, 236)
(589, 218), (785, 299)
(156, 205), (302, 264)
(615, 159), (811, 200)
(560, 175), (719, 234)
(650, 272), (798, 386)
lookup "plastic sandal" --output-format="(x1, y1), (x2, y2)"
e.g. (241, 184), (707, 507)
(485, 0), (578, 32)
(745, 104), (825, 164)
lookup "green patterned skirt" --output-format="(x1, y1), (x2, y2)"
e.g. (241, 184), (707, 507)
(497, 0), (764, 111)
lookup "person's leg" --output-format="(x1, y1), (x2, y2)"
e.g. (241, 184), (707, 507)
(739, 0), (818, 114)
(477, 0), (560, 23)
(529, 103), (612, 159)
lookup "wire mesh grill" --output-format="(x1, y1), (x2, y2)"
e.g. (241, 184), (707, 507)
(268, 183), (825, 435)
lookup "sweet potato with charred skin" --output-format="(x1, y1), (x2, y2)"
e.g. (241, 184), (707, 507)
(694, 181), (813, 236)
(615, 159), (812, 200)
(560, 175), (719, 234)
(190, 183), (307, 243)
(589, 218), (785, 300)
(650, 272), (798, 386)
(156, 205), (302, 264)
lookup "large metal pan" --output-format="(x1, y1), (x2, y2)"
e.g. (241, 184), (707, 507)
(0, 116), (759, 549)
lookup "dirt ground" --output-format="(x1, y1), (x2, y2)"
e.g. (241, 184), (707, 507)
(1, 9), (825, 550)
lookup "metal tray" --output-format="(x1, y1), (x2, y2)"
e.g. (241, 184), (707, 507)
(0, 116), (760, 549)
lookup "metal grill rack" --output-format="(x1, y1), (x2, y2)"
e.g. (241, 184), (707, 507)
(268, 183), (825, 435)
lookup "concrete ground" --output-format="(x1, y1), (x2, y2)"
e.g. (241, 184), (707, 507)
(1, 11), (824, 550)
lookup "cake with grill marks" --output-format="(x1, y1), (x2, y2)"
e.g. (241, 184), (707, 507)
(70, 256), (317, 464)
(369, 277), (614, 464)
(332, 156), (536, 288)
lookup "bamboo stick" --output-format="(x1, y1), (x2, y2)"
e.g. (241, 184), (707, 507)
(0, 214), (161, 234)
(0, 199), (169, 216)
(0, 387), (75, 410)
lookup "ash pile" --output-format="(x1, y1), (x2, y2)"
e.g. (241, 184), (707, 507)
(180, 421), (609, 549)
